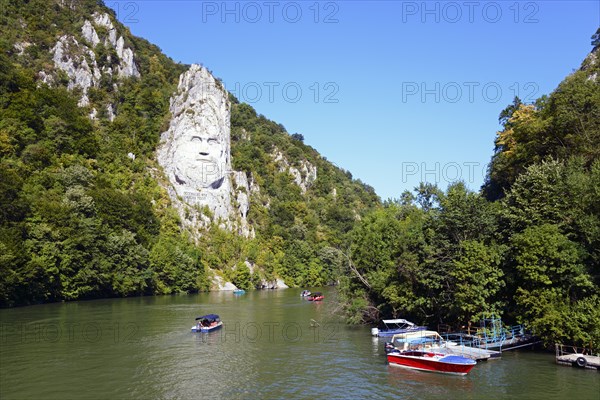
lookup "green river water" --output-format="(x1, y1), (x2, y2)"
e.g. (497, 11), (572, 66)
(1, 288), (598, 399)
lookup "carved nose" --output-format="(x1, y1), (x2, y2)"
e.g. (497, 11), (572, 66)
(198, 142), (209, 157)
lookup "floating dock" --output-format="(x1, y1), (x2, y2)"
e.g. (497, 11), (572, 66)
(439, 316), (540, 354)
(555, 344), (600, 371)
(442, 343), (501, 361)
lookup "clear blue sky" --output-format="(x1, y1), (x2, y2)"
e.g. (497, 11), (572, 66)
(109, 0), (599, 200)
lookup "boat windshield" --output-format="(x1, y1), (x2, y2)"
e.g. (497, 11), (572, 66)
(382, 319), (414, 329)
(391, 330), (444, 348)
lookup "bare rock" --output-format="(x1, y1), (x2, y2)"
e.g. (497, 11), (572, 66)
(157, 65), (254, 238)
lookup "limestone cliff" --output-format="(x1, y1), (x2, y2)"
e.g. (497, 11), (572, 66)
(157, 65), (254, 238)
(272, 149), (317, 194)
(3, 0), (380, 301)
(42, 12), (139, 117)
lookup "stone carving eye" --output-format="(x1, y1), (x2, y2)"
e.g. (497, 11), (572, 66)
(208, 138), (219, 144)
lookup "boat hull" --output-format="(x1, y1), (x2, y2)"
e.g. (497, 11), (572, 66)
(191, 322), (223, 333)
(387, 351), (476, 375)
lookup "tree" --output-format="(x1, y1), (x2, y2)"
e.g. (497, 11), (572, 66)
(449, 241), (505, 324)
(231, 262), (252, 290)
(498, 96), (523, 126)
(509, 224), (596, 345)
(291, 133), (304, 142)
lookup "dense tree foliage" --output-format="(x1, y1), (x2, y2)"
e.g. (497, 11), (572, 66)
(341, 36), (600, 348)
(3, 0), (599, 351)
(228, 99), (378, 287)
(0, 0), (378, 306)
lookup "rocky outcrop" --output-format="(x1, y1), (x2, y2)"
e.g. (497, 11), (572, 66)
(245, 260), (288, 289)
(89, 12), (140, 78)
(81, 20), (100, 47)
(211, 273), (238, 291)
(51, 35), (101, 107)
(13, 41), (31, 56)
(581, 46), (599, 82)
(44, 12), (139, 113)
(106, 103), (115, 122)
(272, 150), (317, 193)
(275, 278), (289, 289)
(157, 64), (255, 238)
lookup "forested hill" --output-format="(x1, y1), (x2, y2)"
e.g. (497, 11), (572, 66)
(340, 30), (600, 348)
(0, 0), (379, 307)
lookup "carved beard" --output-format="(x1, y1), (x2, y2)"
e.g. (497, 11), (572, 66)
(173, 162), (224, 189)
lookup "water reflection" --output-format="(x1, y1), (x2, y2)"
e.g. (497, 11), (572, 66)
(387, 364), (475, 395)
(1, 289), (599, 400)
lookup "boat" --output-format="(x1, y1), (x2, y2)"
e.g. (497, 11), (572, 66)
(191, 314), (223, 333)
(385, 329), (494, 362)
(385, 331), (476, 375)
(371, 318), (427, 337)
(307, 292), (324, 301)
(300, 290), (312, 297)
(387, 349), (477, 375)
(233, 289), (246, 294)
(385, 330), (447, 354)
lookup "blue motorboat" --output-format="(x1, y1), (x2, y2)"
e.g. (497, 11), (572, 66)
(233, 289), (246, 294)
(371, 319), (427, 337)
(191, 314), (223, 333)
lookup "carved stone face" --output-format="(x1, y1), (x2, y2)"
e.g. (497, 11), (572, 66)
(171, 111), (227, 189)
(158, 64), (231, 201)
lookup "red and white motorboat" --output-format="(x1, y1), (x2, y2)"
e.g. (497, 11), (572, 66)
(387, 350), (477, 375)
(385, 330), (477, 375)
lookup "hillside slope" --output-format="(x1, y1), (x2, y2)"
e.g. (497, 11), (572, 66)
(0, 0), (379, 306)
(339, 32), (600, 347)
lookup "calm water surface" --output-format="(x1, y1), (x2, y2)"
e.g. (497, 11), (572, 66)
(1, 288), (598, 399)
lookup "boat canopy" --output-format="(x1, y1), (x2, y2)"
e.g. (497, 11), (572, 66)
(382, 319), (414, 325)
(195, 314), (220, 321)
(390, 330), (442, 342)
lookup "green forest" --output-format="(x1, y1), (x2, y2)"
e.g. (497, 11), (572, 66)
(340, 30), (600, 348)
(0, 0), (378, 305)
(1, 1), (599, 349)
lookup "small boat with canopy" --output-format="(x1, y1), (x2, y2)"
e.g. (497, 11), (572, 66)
(191, 314), (223, 333)
(371, 318), (427, 337)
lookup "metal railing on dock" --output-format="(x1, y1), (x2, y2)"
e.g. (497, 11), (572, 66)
(555, 344), (600, 370)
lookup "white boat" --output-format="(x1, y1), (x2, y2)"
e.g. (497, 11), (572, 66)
(371, 318), (427, 337)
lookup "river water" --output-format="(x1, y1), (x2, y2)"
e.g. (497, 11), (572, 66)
(1, 288), (598, 399)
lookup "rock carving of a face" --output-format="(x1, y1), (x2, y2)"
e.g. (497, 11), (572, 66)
(172, 111), (226, 189)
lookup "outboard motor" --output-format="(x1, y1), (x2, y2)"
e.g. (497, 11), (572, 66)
(384, 342), (397, 354)
(371, 327), (379, 337)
